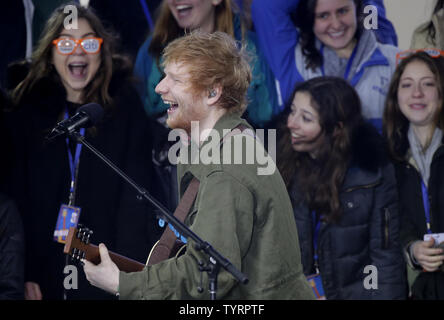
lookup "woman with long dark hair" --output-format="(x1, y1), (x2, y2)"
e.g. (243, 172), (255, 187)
(251, 0), (398, 132)
(383, 51), (444, 299)
(278, 76), (406, 299)
(5, 3), (162, 300)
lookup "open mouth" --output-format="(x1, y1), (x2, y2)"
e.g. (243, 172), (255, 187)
(176, 4), (193, 17)
(328, 30), (345, 39)
(68, 62), (88, 78)
(165, 100), (179, 114)
(409, 104), (427, 110)
(291, 132), (304, 144)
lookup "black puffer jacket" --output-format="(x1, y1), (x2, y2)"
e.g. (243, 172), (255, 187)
(394, 136), (444, 299)
(0, 193), (24, 299)
(290, 123), (407, 299)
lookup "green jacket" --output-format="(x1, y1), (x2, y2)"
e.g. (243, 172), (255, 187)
(119, 113), (314, 300)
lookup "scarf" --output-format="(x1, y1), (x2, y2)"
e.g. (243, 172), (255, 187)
(408, 125), (443, 186)
(322, 29), (375, 82)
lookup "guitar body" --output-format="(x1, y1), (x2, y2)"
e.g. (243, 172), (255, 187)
(146, 238), (186, 265)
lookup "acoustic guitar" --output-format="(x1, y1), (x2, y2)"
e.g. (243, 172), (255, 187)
(64, 225), (186, 271)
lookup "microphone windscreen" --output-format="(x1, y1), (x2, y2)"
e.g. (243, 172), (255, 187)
(78, 103), (104, 127)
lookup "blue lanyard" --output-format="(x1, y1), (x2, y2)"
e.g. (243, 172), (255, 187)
(320, 43), (358, 80)
(139, 0), (154, 30)
(420, 180), (432, 234)
(64, 109), (85, 196)
(312, 211), (321, 266)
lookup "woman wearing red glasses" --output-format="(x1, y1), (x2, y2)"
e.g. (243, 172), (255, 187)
(4, 3), (163, 300)
(383, 52), (444, 299)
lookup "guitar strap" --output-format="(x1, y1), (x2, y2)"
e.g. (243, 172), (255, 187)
(147, 124), (251, 266)
(147, 177), (199, 265)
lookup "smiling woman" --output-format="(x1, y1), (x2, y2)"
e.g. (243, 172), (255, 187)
(167, 0), (222, 33)
(51, 18), (102, 103)
(383, 52), (444, 299)
(312, 0), (358, 59)
(277, 77), (407, 299)
(4, 2), (163, 300)
(286, 91), (324, 158)
(251, 0), (399, 132)
(11, 2), (117, 109)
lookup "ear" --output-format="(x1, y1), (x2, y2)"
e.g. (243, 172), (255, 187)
(206, 85), (222, 106)
(333, 121), (344, 137)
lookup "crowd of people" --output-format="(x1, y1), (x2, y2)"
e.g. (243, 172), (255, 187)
(0, 0), (443, 300)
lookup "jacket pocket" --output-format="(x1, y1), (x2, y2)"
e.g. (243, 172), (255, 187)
(382, 207), (390, 249)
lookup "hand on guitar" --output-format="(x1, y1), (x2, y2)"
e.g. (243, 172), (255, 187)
(83, 243), (120, 295)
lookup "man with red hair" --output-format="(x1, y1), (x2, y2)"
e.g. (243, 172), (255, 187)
(83, 31), (313, 300)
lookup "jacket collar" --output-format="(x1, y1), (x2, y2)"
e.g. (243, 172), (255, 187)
(341, 167), (382, 192)
(355, 31), (389, 69)
(316, 30), (389, 71)
(177, 112), (251, 194)
(341, 122), (387, 191)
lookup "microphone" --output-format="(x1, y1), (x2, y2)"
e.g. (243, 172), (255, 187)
(46, 103), (104, 140)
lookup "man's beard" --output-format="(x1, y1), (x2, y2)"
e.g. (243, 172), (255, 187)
(166, 98), (207, 134)
(166, 106), (192, 133)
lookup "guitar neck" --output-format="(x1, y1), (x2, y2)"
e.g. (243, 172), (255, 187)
(63, 227), (145, 273)
(84, 244), (145, 273)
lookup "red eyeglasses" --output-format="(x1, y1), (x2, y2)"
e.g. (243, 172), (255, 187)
(52, 37), (103, 55)
(396, 48), (444, 65)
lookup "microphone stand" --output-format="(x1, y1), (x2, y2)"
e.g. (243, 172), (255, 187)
(68, 130), (248, 300)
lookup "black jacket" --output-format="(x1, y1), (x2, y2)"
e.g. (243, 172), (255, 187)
(0, 193), (24, 299)
(395, 137), (444, 299)
(4, 63), (164, 300)
(290, 123), (407, 299)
